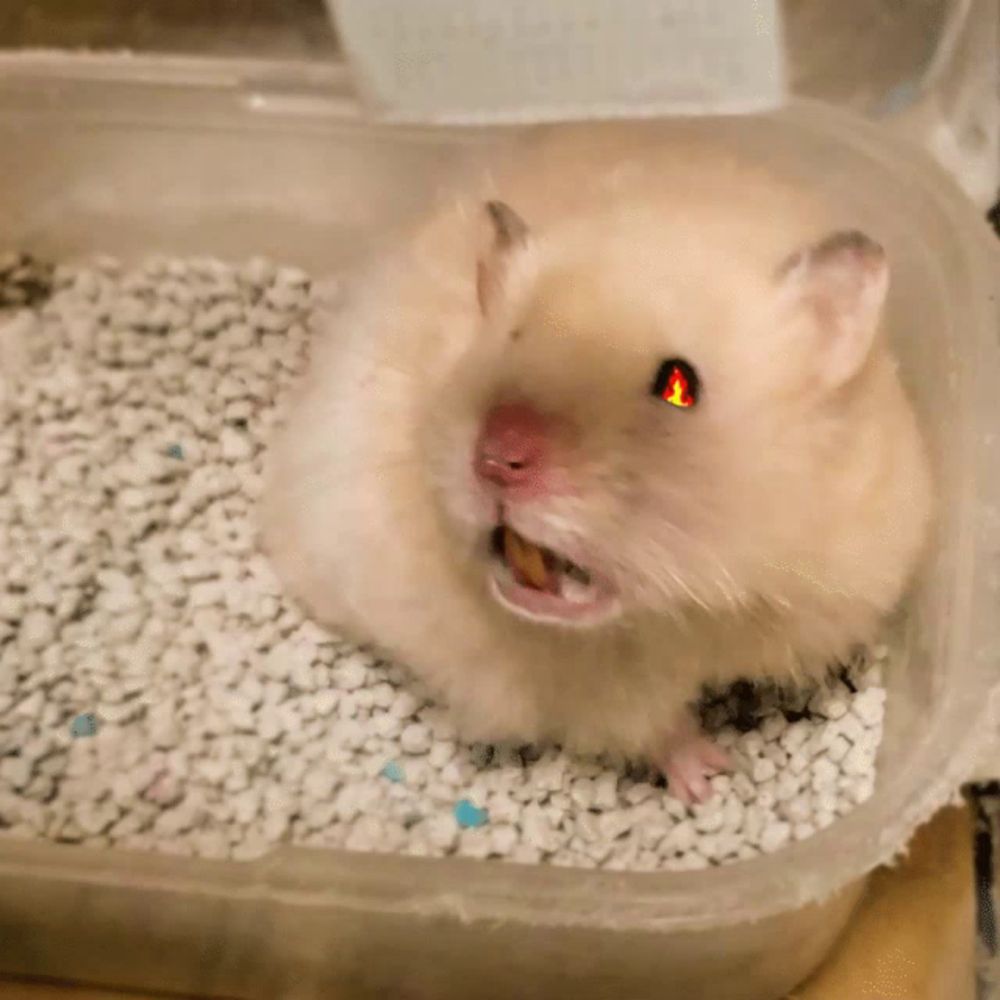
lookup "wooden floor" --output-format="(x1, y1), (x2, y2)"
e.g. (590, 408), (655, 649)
(0, 982), (158, 999)
(0, 805), (975, 1000)
(793, 803), (975, 1000)
(0, 0), (339, 60)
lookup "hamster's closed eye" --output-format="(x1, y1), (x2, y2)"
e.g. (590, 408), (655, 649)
(651, 358), (700, 409)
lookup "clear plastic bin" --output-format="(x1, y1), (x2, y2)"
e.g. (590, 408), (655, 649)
(785, 0), (999, 211)
(0, 52), (998, 1000)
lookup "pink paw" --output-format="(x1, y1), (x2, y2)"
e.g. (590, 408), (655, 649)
(654, 732), (731, 807)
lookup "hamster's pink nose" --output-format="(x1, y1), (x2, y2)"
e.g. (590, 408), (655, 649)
(474, 402), (548, 490)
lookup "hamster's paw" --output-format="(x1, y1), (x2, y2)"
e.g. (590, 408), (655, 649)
(654, 730), (731, 807)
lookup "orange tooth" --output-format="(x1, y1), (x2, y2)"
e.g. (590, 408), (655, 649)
(504, 527), (548, 589)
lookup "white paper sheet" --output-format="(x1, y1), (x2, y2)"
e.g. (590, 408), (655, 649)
(327, 0), (787, 124)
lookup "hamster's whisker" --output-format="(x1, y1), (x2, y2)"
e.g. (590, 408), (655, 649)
(269, 453), (421, 495)
(286, 339), (428, 385)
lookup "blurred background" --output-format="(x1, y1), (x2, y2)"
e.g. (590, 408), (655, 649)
(0, 1), (341, 59)
(0, 0), (963, 103)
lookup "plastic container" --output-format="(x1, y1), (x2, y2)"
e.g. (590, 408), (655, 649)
(0, 52), (998, 1000)
(784, 0), (999, 210)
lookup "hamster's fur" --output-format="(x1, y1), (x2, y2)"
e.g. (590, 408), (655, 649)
(259, 123), (933, 795)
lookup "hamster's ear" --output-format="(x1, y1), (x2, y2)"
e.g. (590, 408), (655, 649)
(776, 230), (889, 389)
(477, 200), (530, 316)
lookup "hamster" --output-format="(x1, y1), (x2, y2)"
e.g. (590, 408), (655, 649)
(259, 123), (933, 805)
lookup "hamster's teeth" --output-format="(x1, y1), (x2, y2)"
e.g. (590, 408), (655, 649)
(503, 527), (549, 590)
(561, 573), (594, 604)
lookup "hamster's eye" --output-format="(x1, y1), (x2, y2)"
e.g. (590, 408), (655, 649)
(651, 358), (699, 408)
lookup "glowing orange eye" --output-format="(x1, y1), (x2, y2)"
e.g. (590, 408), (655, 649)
(652, 358), (699, 408)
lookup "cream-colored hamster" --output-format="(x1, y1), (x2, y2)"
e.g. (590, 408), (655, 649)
(259, 123), (933, 804)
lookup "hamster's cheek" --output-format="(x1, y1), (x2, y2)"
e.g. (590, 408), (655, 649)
(438, 474), (495, 536)
(421, 423), (493, 535)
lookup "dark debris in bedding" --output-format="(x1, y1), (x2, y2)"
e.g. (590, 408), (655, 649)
(0, 252), (54, 309)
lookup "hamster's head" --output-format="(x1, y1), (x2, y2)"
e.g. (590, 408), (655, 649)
(420, 199), (903, 630)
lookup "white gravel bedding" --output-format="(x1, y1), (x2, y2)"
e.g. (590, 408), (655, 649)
(0, 253), (886, 871)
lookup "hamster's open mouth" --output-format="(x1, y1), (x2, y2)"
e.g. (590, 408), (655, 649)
(487, 524), (620, 626)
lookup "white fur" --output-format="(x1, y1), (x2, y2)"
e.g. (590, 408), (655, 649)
(259, 124), (933, 760)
